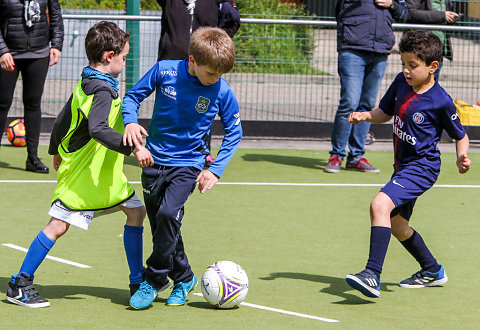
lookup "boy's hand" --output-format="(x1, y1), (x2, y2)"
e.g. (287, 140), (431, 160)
(348, 112), (369, 124)
(195, 170), (219, 194)
(53, 154), (62, 171)
(124, 123), (149, 147)
(133, 145), (154, 168)
(456, 154), (471, 174)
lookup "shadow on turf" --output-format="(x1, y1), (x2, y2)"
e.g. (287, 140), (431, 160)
(0, 276), (132, 308)
(261, 272), (397, 305)
(242, 154), (328, 170)
(0, 159), (28, 172)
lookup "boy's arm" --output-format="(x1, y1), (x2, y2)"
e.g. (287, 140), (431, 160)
(122, 64), (160, 147)
(48, 94), (73, 155)
(89, 90), (134, 156)
(348, 108), (393, 124)
(455, 134), (471, 174)
(206, 90), (242, 179)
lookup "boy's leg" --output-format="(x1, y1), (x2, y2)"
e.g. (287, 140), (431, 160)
(392, 215), (446, 288)
(119, 200), (146, 295)
(346, 192), (394, 298)
(7, 218), (68, 308)
(131, 166), (198, 309)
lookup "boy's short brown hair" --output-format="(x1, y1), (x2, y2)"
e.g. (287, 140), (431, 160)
(188, 27), (235, 73)
(399, 30), (443, 65)
(85, 21), (130, 64)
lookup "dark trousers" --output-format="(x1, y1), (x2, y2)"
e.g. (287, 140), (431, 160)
(0, 57), (49, 156)
(142, 165), (200, 285)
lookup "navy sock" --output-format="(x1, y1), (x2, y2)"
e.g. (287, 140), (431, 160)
(400, 230), (440, 273)
(18, 230), (55, 277)
(124, 225), (144, 284)
(365, 226), (392, 279)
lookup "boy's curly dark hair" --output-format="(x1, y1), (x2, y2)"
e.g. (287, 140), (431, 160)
(399, 30), (443, 65)
(85, 21), (130, 65)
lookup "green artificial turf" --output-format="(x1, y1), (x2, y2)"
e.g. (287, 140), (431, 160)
(0, 145), (478, 328)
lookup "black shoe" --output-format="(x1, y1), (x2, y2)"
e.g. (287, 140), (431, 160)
(6, 273), (50, 308)
(26, 155), (49, 173)
(129, 283), (140, 297)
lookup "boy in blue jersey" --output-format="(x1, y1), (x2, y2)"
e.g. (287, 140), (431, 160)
(345, 30), (471, 298)
(6, 22), (152, 308)
(122, 27), (242, 309)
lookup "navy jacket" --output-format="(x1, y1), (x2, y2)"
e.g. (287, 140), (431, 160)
(336, 0), (408, 54)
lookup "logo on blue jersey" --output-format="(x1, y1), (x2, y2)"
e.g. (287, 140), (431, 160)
(412, 112), (424, 124)
(161, 86), (177, 100)
(195, 96), (210, 113)
(451, 113), (459, 121)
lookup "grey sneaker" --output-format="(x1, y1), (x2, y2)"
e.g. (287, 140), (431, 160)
(346, 157), (380, 173)
(324, 155), (342, 173)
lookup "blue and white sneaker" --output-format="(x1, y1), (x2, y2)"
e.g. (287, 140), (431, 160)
(346, 269), (381, 298)
(399, 264), (448, 288)
(130, 278), (171, 310)
(166, 275), (198, 306)
(6, 273), (50, 308)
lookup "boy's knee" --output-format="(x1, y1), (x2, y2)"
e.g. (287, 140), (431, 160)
(44, 218), (70, 241)
(125, 206), (146, 226)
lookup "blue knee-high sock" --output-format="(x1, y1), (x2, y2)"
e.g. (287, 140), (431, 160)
(365, 226), (392, 279)
(400, 229), (440, 273)
(124, 225), (144, 284)
(18, 230), (55, 277)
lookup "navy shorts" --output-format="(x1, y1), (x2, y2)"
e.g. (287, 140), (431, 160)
(380, 166), (437, 221)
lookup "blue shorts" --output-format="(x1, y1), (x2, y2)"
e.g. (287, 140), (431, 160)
(380, 166), (437, 221)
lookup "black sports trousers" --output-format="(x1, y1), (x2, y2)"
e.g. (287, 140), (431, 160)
(0, 56), (49, 156)
(141, 165), (200, 287)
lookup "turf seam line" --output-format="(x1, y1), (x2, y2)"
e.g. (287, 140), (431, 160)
(192, 293), (339, 322)
(0, 180), (479, 188)
(2, 243), (91, 269)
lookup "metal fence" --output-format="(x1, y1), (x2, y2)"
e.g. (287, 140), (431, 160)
(7, 1), (480, 128)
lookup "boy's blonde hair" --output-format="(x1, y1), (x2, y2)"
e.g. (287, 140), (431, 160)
(189, 27), (235, 73)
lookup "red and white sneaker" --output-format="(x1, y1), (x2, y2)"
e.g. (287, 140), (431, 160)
(324, 155), (342, 173)
(346, 157), (380, 173)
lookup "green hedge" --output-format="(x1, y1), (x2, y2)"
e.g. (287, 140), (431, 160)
(233, 0), (318, 74)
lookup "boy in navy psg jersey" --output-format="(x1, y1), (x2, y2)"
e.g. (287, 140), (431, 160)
(344, 30), (471, 298)
(122, 27), (242, 309)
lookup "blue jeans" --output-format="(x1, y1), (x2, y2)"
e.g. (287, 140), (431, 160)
(330, 50), (388, 160)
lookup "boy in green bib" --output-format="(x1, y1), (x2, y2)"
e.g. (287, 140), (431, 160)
(6, 21), (152, 308)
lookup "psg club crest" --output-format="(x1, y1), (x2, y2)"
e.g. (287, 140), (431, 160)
(195, 96), (210, 113)
(412, 112), (424, 124)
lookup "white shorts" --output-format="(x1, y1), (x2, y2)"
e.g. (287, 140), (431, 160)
(48, 193), (144, 230)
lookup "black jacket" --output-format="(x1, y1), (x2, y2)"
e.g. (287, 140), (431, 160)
(0, 0), (64, 57)
(406, 0), (453, 60)
(156, 0), (239, 61)
(336, 0), (408, 54)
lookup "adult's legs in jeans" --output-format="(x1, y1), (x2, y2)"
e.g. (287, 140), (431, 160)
(18, 57), (49, 157)
(330, 50), (366, 158)
(347, 53), (388, 160)
(0, 68), (20, 142)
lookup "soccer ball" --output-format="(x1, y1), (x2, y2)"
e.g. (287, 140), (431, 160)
(201, 261), (249, 309)
(6, 119), (26, 147)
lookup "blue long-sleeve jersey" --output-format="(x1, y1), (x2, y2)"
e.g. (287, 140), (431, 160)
(122, 59), (242, 178)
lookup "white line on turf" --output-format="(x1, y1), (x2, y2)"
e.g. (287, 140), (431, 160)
(0, 180), (479, 188)
(192, 293), (339, 323)
(2, 243), (91, 269)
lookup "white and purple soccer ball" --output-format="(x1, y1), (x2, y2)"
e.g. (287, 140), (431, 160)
(200, 261), (249, 309)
